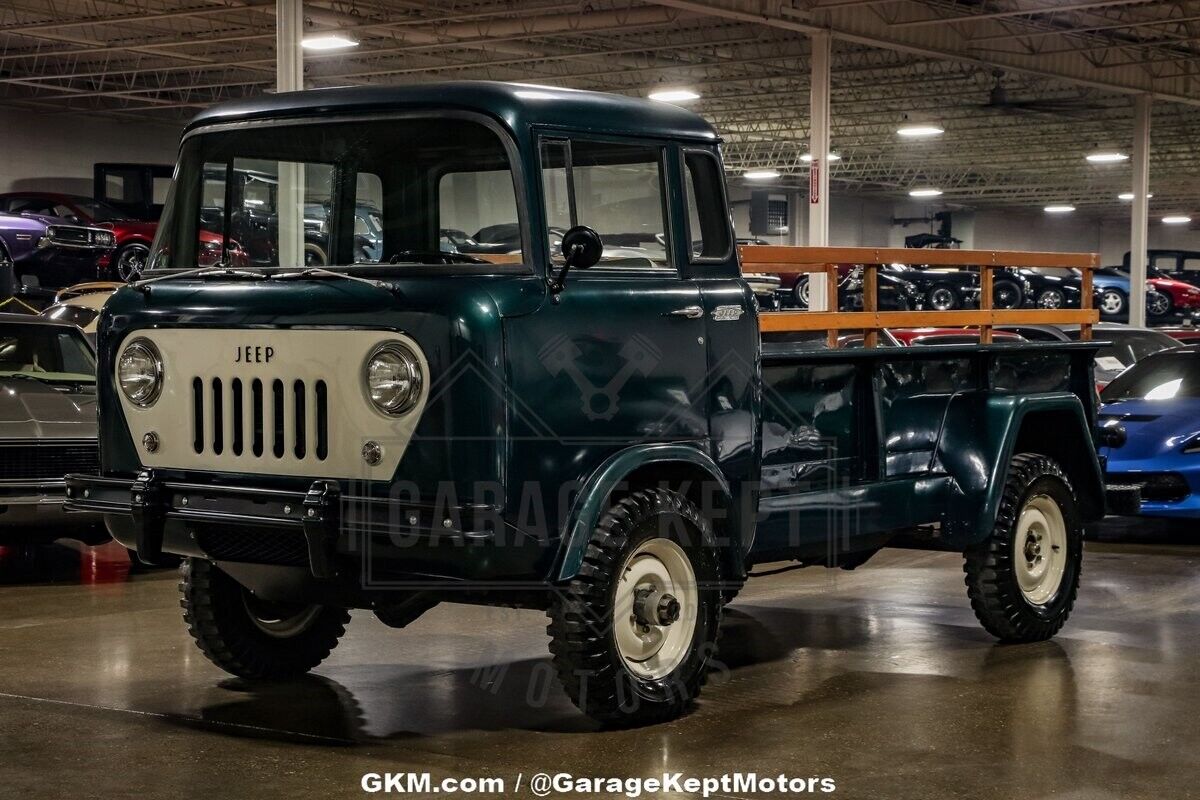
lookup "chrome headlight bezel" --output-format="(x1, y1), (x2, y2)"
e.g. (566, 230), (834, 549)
(364, 341), (423, 415)
(117, 338), (163, 407)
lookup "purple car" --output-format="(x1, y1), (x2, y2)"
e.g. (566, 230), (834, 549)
(0, 211), (115, 297)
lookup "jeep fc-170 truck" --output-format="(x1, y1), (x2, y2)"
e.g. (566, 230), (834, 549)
(66, 82), (1104, 726)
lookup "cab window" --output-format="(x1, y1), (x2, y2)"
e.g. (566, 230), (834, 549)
(682, 150), (732, 262)
(540, 138), (670, 269)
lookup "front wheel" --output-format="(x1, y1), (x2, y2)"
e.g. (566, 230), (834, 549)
(993, 279), (1023, 309)
(1037, 287), (1066, 309)
(926, 284), (959, 311)
(547, 489), (723, 726)
(964, 454), (1083, 642)
(1147, 290), (1173, 317)
(1098, 288), (1127, 317)
(114, 243), (149, 282)
(180, 558), (350, 679)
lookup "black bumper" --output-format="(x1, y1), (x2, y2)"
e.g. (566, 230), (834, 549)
(65, 471), (501, 579)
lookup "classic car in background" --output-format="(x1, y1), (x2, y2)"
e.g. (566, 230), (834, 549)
(883, 263), (981, 310)
(0, 191), (215, 282)
(0, 212), (114, 297)
(38, 282), (121, 345)
(1001, 321), (1181, 387)
(786, 264), (924, 310)
(1099, 346), (1200, 519)
(0, 314), (105, 543)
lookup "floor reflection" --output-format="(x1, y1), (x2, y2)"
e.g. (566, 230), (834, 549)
(0, 539), (136, 585)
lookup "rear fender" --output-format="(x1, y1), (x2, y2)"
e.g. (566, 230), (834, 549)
(934, 393), (1104, 548)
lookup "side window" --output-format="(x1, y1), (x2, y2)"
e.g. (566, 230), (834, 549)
(1183, 258), (1200, 273)
(1152, 254), (1179, 271)
(683, 150), (732, 261)
(540, 138), (670, 269)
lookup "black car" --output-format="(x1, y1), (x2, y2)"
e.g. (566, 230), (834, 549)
(790, 266), (924, 311)
(1015, 267), (1086, 309)
(884, 264), (981, 310)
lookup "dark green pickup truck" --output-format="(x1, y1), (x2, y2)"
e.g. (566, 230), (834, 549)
(67, 82), (1105, 726)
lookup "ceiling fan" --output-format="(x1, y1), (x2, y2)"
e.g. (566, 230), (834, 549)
(979, 70), (1110, 117)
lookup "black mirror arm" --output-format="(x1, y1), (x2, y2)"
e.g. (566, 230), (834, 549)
(548, 243), (582, 295)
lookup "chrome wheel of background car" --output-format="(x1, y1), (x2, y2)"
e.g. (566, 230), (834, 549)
(1100, 289), (1126, 316)
(1013, 494), (1069, 606)
(993, 280), (1022, 309)
(116, 243), (149, 282)
(1037, 288), (1066, 309)
(242, 590), (324, 639)
(1147, 291), (1172, 317)
(304, 243), (328, 267)
(928, 286), (957, 311)
(794, 277), (810, 309)
(613, 537), (698, 680)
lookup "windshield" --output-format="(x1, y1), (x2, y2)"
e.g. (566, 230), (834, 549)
(1066, 328), (1179, 367)
(70, 197), (127, 222)
(149, 118), (524, 271)
(0, 324), (95, 382)
(1103, 352), (1200, 402)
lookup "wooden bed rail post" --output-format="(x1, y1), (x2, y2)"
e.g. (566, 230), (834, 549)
(826, 263), (839, 348)
(1080, 255), (1095, 341)
(863, 263), (879, 348)
(979, 262), (994, 344)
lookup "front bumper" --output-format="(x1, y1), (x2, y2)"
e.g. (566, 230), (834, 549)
(0, 480), (101, 528)
(65, 471), (504, 579)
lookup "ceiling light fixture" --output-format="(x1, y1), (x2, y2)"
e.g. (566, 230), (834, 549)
(800, 153), (841, 162)
(301, 34), (359, 50)
(1086, 151), (1129, 164)
(897, 123), (944, 138)
(909, 188), (943, 198)
(1118, 192), (1153, 200)
(648, 88), (700, 103)
(744, 169), (781, 180)
(1163, 215), (1192, 224)
(1044, 204), (1076, 213)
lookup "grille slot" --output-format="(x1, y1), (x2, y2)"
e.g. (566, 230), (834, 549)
(196, 528), (309, 566)
(0, 442), (98, 481)
(190, 375), (327, 465)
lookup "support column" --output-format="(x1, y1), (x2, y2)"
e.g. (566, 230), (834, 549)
(807, 30), (831, 311)
(1129, 94), (1151, 328)
(276, 0), (305, 267)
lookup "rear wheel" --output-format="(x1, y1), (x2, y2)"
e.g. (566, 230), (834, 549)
(993, 279), (1023, 309)
(180, 558), (350, 679)
(792, 277), (810, 309)
(964, 454), (1083, 642)
(547, 489), (723, 726)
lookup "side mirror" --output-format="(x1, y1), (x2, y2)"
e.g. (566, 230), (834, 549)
(549, 225), (602, 294)
(560, 225), (602, 270)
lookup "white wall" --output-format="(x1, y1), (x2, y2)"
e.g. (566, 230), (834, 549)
(0, 109), (181, 196)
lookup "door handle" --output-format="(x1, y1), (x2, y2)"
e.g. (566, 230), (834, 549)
(666, 305), (704, 319)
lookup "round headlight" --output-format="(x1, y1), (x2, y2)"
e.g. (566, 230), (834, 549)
(117, 339), (163, 407)
(365, 342), (422, 415)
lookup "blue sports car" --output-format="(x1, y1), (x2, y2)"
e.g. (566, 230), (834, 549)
(1099, 346), (1200, 517)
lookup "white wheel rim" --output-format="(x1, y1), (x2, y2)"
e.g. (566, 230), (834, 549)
(931, 288), (954, 310)
(1014, 494), (1068, 606)
(1039, 290), (1063, 309)
(1101, 291), (1124, 314)
(613, 538), (698, 680)
(798, 280), (810, 306)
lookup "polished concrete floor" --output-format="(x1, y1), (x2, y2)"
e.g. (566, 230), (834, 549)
(0, 521), (1197, 800)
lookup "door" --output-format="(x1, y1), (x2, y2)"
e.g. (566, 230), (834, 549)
(505, 136), (709, 528)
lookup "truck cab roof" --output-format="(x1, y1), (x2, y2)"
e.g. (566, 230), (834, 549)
(186, 81), (721, 144)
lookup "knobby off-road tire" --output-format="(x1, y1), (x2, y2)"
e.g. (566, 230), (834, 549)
(964, 454), (1083, 643)
(547, 489), (724, 727)
(181, 558), (350, 680)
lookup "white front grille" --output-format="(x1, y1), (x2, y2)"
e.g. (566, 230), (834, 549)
(116, 328), (427, 479)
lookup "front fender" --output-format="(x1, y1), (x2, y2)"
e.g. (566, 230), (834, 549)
(554, 443), (732, 582)
(935, 393), (1104, 548)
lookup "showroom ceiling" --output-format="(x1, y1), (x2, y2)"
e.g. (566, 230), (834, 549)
(3, 0), (1200, 214)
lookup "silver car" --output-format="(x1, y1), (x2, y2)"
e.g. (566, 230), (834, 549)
(0, 314), (105, 542)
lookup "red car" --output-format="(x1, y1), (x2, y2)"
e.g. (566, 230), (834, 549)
(890, 327), (1026, 346)
(0, 192), (226, 281)
(1157, 327), (1200, 344)
(1147, 273), (1200, 317)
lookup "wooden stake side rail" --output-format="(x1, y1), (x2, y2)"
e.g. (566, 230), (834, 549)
(741, 245), (1101, 346)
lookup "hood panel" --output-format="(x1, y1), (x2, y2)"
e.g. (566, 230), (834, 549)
(1100, 398), (1200, 459)
(0, 379), (97, 440)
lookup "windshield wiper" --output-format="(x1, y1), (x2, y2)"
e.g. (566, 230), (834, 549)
(132, 265), (267, 293)
(388, 250), (488, 265)
(271, 266), (398, 294)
